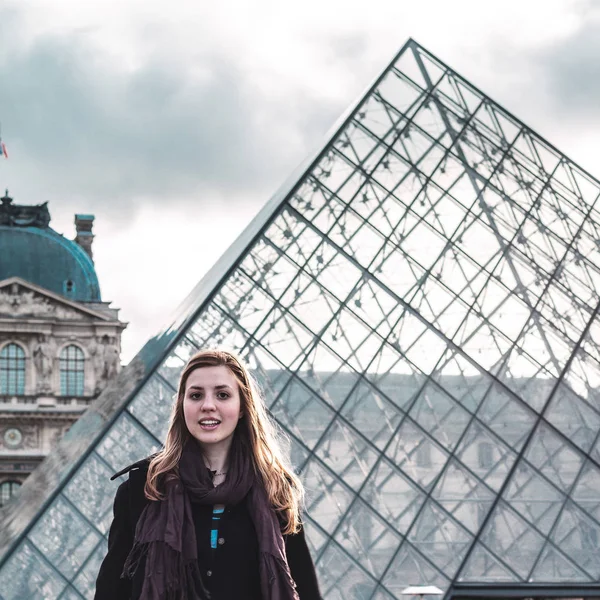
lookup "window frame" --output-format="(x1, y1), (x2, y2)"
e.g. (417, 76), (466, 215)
(0, 481), (21, 507)
(59, 344), (85, 397)
(0, 343), (26, 396)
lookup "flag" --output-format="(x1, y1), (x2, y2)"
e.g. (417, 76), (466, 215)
(0, 141), (7, 159)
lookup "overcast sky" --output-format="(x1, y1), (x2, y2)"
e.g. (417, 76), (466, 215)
(1, 0), (599, 363)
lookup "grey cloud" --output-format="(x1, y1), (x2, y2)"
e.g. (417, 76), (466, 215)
(528, 7), (600, 119)
(0, 6), (343, 218)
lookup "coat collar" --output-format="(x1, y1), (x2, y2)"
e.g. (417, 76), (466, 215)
(110, 455), (154, 480)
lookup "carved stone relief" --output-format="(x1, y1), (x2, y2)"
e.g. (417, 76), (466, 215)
(48, 426), (64, 448)
(0, 285), (85, 320)
(89, 335), (121, 393)
(20, 425), (39, 450)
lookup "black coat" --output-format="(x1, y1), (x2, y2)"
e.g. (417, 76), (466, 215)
(94, 459), (321, 600)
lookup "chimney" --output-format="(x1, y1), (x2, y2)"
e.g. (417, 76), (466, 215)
(74, 214), (95, 261)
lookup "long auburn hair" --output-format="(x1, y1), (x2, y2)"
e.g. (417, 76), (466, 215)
(145, 348), (304, 534)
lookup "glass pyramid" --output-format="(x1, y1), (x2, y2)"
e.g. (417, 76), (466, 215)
(2, 38), (600, 600)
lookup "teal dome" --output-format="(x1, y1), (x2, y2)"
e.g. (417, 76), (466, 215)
(0, 225), (101, 302)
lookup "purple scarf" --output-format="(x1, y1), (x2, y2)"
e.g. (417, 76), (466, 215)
(123, 437), (299, 600)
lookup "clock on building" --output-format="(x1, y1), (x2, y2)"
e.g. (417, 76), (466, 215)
(3, 428), (23, 449)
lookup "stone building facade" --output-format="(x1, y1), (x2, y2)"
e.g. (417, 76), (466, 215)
(0, 191), (126, 506)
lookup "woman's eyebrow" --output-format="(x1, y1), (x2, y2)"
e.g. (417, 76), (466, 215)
(187, 384), (232, 391)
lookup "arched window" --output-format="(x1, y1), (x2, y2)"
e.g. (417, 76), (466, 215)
(60, 345), (85, 396)
(0, 343), (25, 395)
(0, 481), (21, 506)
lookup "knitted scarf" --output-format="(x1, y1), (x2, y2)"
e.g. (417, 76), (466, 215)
(122, 437), (299, 600)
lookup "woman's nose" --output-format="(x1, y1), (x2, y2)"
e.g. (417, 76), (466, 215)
(200, 395), (217, 410)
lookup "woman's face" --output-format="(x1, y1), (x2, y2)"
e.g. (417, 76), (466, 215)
(183, 365), (243, 450)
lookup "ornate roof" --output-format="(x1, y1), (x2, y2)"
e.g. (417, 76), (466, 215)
(0, 191), (101, 302)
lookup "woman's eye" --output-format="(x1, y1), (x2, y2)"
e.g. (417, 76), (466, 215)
(190, 392), (202, 400)
(217, 392), (230, 400)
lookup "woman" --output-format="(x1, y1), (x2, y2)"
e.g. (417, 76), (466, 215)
(95, 349), (321, 600)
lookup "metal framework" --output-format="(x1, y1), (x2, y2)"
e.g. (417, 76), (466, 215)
(1, 39), (600, 599)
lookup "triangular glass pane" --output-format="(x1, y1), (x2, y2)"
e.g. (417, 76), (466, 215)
(63, 453), (119, 535)
(371, 587), (397, 600)
(499, 371), (554, 414)
(431, 351), (492, 413)
(551, 500), (600, 579)
(303, 458), (354, 535)
(295, 342), (358, 410)
(407, 499), (473, 575)
(572, 168), (600, 208)
(454, 78), (483, 115)
(545, 383), (600, 453)
(314, 419), (379, 490)
(472, 102), (501, 140)
(412, 103), (448, 141)
(432, 458), (495, 534)
(72, 542), (106, 598)
(360, 95), (401, 141)
(246, 348), (294, 407)
(503, 458), (564, 535)
(530, 543), (592, 582)
(417, 48), (447, 89)
(158, 337), (198, 386)
(552, 161), (578, 198)
(362, 458), (427, 536)
(435, 73), (467, 114)
(408, 382), (471, 452)
(127, 374), (175, 439)
(0, 541), (67, 599)
(460, 543), (521, 582)
(376, 69), (423, 119)
(393, 46), (427, 90)
(316, 541), (378, 600)
(334, 499), (402, 578)
(532, 138), (561, 176)
(476, 383), (535, 451)
(61, 586), (86, 600)
(341, 379), (404, 450)
(96, 412), (160, 472)
(289, 434), (310, 471)
(383, 542), (449, 598)
(348, 278), (406, 340)
(369, 358), (425, 412)
(455, 420), (517, 492)
(254, 306), (315, 369)
(215, 269), (277, 334)
(512, 131), (539, 172)
(385, 418), (450, 491)
(303, 516), (330, 556)
(524, 422), (583, 492)
(281, 274), (340, 338)
(492, 108), (521, 146)
(571, 460), (600, 523)
(270, 378), (336, 450)
(479, 500), (546, 579)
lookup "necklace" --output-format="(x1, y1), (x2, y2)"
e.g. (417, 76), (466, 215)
(211, 470), (227, 477)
